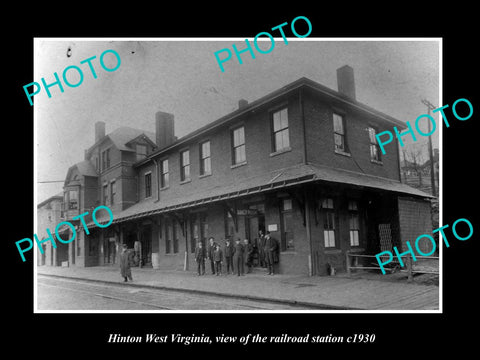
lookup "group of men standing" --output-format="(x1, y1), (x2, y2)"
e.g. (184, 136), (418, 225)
(194, 230), (279, 276)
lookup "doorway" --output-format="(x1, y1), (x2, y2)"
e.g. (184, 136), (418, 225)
(245, 203), (265, 267)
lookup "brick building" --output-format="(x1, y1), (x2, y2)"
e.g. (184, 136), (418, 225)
(60, 65), (433, 275)
(37, 192), (67, 266)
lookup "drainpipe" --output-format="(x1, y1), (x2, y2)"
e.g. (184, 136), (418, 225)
(152, 158), (160, 202)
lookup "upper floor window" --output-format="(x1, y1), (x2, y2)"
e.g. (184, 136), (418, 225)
(103, 184), (108, 205)
(110, 181), (116, 205)
(160, 159), (169, 188)
(101, 148), (110, 171)
(368, 127), (381, 162)
(145, 172), (152, 198)
(333, 113), (347, 153)
(231, 126), (246, 165)
(68, 189), (78, 210)
(199, 141), (211, 176)
(272, 108), (290, 152)
(321, 198), (336, 248)
(136, 144), (147, 162)
(180, 150), (190, 182)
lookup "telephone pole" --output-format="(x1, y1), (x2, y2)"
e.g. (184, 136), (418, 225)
(420, 99), (437, 197)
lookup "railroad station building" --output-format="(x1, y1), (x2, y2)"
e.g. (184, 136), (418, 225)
(56, 65), (434, 275)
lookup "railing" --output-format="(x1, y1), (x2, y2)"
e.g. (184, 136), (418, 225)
(346, 252), (439, 282)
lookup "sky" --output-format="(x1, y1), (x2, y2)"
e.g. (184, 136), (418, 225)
(34, 38), (440, 203)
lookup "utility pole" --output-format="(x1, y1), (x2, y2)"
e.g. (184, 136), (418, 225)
(420, 99), (437, 197)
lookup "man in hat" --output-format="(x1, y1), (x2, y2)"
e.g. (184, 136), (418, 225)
(120, 244), (133, 282)
(264, 231), (279, 275)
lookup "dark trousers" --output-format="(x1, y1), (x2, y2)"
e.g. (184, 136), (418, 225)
(225, 257), (234, 274)
(265, 251), (274, 274)
(259, 249), (266, 267)
(197, 259), (205, 275)
(215, 261), (222, 275)
(209, 259), (216, 274)
(234, 256), (244, 275)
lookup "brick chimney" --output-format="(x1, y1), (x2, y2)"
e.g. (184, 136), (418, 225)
(155, 111), (175, 149)
(238, 99), (248, 109)
(95, 121), (106, 143)
(336, 65), (356, 100)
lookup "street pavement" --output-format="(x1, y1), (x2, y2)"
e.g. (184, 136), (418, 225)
(36, 265), (440, 311)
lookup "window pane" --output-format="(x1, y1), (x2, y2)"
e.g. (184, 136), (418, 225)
(182, 150), (190, 165)
(273, 112), (281, 132)
(275, 131), (283, 151)
(204, 157), (211, 174)
(282, 129), (290, 148)
(334, 133), (344, 151)
(350, 230), (359, 246)
(333, 114), (344, 134)
(162, 159), (168, 173)
(235, 145), (246, 163)
(202, 141), (210, 158)
(280, 108), (288, 129)
(233, 127), (244, 146)
(369, 127), (377, 143)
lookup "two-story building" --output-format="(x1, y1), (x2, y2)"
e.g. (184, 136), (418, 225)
(37, 192), (66, 266)
(81, 65), (433, 275)
(61, 123), (157, 267)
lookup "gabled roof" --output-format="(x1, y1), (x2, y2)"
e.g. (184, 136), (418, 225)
(85, 126), (156, 157)
(64, 160), (97, 186)
(37, 192), (63, 209)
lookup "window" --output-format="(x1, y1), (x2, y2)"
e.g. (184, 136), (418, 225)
(136, 144), (147, 162)
(272, 108), (290, 152)
(231, 126), (246, 165)
(199, 141), (211, 175)
(103, 184), (108, 205)
(322, 198), (336, 248)
(280, 198), (294, 251)
(145, 172), (152, 198)
(101, 149), (110, 171)
(110, 181), (116, 205)
(180, 150), (190, 182)
(368, 127), (381, 162)
(333, 113), (347, 152)
(160, 159), (169, 188)
(348, 201), (360, 247)
(68, 190), (78, 210)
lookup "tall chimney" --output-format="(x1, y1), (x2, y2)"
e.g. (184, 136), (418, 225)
(238, 99), (248, 109)
(95, 121), (106, 143)
(336, 65), (356, 100)
(155, 111), (175, 149)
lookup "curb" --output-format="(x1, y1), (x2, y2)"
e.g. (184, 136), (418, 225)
(37, 272), (360, 310)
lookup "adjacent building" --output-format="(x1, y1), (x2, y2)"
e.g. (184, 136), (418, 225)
(44, 65), (434, 275)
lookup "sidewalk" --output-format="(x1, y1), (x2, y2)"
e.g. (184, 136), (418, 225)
(36, 265), (440, 311)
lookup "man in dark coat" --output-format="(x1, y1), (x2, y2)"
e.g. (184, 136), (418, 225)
(224, 238), (235, 275)
(120, 244), (133, 282)
(243, 239), (254, 273)
(213, 244), (223, 276)
(206, 237), (217, 275)
(258, 230), (266, 268)
(233, 238), (245, 276)
(195, 241), (206, 276)
(264, 231), (279, 275)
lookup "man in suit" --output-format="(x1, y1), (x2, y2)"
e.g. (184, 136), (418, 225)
(258, 230), (266, 268)
(264, 231), (279, 275)
(120, 244), (133, 282)
(243, 238), (253, 273)
(233, 238), (245, 276)
(195, 241), (206, 276)
(206, 237), (217, 275)
(224, 238), (235, 275)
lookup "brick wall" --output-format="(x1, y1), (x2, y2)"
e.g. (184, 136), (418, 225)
(397, 197), (433, 253)
(303, 91), (401, 181)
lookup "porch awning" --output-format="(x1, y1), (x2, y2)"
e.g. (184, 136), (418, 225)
(89, 163), (433, 227)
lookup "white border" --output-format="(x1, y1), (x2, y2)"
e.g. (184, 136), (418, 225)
(34, 37), (442, 314)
